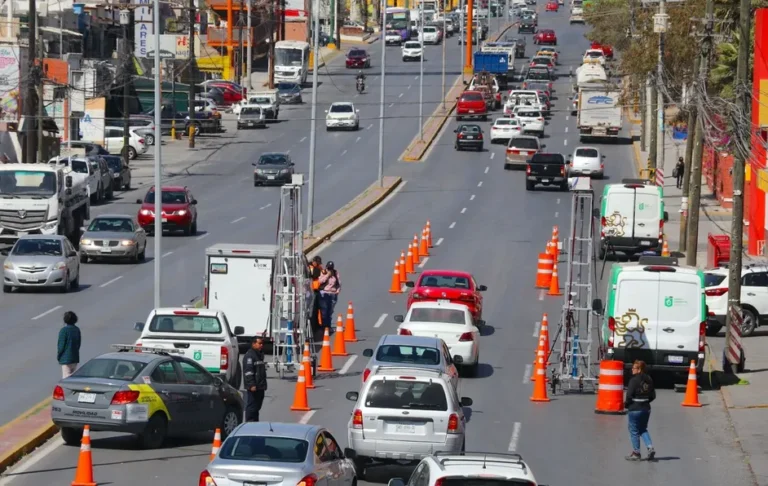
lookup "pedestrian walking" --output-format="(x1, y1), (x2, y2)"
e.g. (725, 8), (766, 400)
(242, 336), (267, 422)
(625, 360), (656, 461)
(57, 311), (81, 378)
(309, 256), (323, 331)
(674, 157), (685, 189)
(318, 261), (341, 333)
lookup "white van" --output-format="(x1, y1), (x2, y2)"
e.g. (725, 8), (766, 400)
(596, 179), (668, 259)
(596, 257), (706, 377)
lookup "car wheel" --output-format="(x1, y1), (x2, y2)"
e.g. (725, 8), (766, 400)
(183, 223), (193, 236)
(128, 146), (137, 160)
(71, 272), (80, 290)
(465, 361), (479, 377)
(741, 307), (758, 337)
(139, 413), (168, 449)
(504, 163), (511, 170)
(61, 427), (83, 446)
(125, 180), (131, 190)
(191, 219), (198, 235)
(59, 272), (70, 293)
(106, 184), (114, 200)
(230, 361), (242, 389)
(138, 244), (146, 262)
(526, 181), (535, 191)
(80, 253), (88, 264)
(2, 284), (11, 293)
(353, 457), (367, 481)
(220, 406), (242, 439)
(455, 143), (460, 151)
(705, 324), (723, 337)
(145, 133), (155, 146)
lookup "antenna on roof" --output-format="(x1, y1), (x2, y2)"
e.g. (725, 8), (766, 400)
(268, 422), (274, 432)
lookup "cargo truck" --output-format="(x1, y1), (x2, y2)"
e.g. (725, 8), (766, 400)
(473, 51), (510, 89)
(576, 87), (622, 140)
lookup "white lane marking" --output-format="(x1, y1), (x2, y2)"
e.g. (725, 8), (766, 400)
(484, 166), (490, 174)
(565, 126), (569, 133)
(399, 93), (404, 98)
(0, 437), (65, 485)
(564, 139), (568, 146)
(414, 75), (419, 80)
(231, 216), (246, 223)
(470, 194), (476, 201)
(407, 85), (412, 89)
(523, 364), (532, 384)
(31, 306), (62, 321)
(356, 136), (362, 143)
(508, 422), (522, 451)
(556, 198), (561, 204)
(325, 164), (332, 170)
(449, 222), (456, 229)
(554, 211), (559, 218)
(341, 149), (348, 156)
(162, 251), (174, 258)
(99, 276), (123, 288)
(339, 355), (358, 375)
(401, 283), (408, 292)
(388, 103), (395, 107)
(565, 115), (569, 121)
(374, 313), (388, 328)
(300, 136), (307, 142)
(418, 257), (429, 269)
(298, 410), (316, 424)
(477, 181), (483, 187)
(538, 289), (545, 301)
(259, 203), (272, 210)
(490, 152), (495, 160)
(436, 237), (444, 246)
(533, 321), (541, 337)
(354, 93), (360, 98)
(367, 124), (374, 130)
(196, 233), (210, 241)
(461, 207), (467, 214)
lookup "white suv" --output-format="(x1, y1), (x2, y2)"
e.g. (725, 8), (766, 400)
(388, 452), (540, 486)
(704, 264), (768, 336)
(344, 368), (473, 480)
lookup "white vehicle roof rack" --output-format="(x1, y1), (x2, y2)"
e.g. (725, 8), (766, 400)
(373, 366), (444, 377)
(111, 344), (183, 355)
(434, 452), (527, 471)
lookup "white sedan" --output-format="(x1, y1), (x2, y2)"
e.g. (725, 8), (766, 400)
(490, 117), (522, 143)
(325, 102), (359, 131)
(395, 301), (481, 377)
(513, 105), (545, 137)
(402, 41), (423, 61)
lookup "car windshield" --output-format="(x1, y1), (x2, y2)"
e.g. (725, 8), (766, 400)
(419, 274), (472, 289)
(365, 379), (448, 410)
(251, 97), (271, 104)
(219, 436), (309, 463)
(105, 158), (122, 172)
(349, 50), (366, 57)
(495, 119), (518, 126)
(532, 58), (550, 64)
(459, 125), (481, 133)
(461, 93), (483, 101)
(526, 71), (550, 80)
(241, 107), (262, 115)
(87, 218), (134, 232)
(12, 238), (62, 256)
(517, 111), (540, 118)
(147, 314), (223, 334)
(277, 83), (298, 91)
(509, 138), (539, 149)
(576, 148), (599, 157)
(409, 308), (467, 325)
(705, 273), (726, 287)
(404, 42), (421, 49)
(70, 160), (89, 174)
(259, 154), (289, 165)
(144, 191), (187, 204)
(0, 170), (57, 196)
(587, 51), (603, 58)
(73, 358), (146, 381)
(330, 104), (353, 113)
(532, 154), (565, 164)
(375, 344), (441, 365)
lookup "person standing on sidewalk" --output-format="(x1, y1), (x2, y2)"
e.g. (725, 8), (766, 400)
(242, 336), (268, 422)
(318, 261), (341, 333)
(57, 311), (81, 378)
(624, 360), (656, 461)
(674, 157), (685, 189)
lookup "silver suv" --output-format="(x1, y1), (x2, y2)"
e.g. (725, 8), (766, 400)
(344, 368), (473, 480)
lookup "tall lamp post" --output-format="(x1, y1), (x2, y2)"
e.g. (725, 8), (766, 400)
(152, 0), (163, 308)
(418, 3), (424, 140)
(306, 0), (321, 235)
(377, 0), (386, 186)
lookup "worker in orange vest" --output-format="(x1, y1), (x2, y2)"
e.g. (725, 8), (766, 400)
(309, 256), (323, 331)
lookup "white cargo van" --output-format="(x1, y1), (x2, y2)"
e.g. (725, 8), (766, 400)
(596, 257), (706, 377)
(596, 179), (668, 259)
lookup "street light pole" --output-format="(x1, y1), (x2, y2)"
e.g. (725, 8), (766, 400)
(459, 0), (464, 82)
(306, 0), (321, 235)
(418, 3), (424, 140)
(152, 0), (163, 308)
(377, 0), (386, 187)
(441, 0), (446, 110)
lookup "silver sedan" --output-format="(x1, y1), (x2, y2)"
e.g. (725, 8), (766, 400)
(79, 215), (147, 263)
(2, 235), (80, 293)
(202, 423), (357, 486)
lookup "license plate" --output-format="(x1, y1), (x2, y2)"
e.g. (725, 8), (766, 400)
(438, 299), (451, 304)
(244, 483), (267, 486)
(100, 248), (112, 253)
(469, 110), (475, 113)
(466, 135), (474, 139)
(78, 393), (96, 403)
(161, 217), (168, 223)
(640, 241), (651, 246)
(268, 176), (276, 180)
(541, 179), (550, 183)
(668, 355), (684, 364)
(27, 278), (41, 283)
(395, 424), (415, 433)
(248, 122), (254, 126)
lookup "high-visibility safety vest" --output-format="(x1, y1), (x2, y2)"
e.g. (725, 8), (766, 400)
(310, 264), (322, 290)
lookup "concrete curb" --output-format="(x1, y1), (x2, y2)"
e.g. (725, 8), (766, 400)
(0, 398), (56, 474)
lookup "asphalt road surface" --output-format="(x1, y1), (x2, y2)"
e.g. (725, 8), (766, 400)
(0, 8), (755, 486)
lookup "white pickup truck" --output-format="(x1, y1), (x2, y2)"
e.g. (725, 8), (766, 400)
(134, 307), (244, 388)
(49, 156), (101, 203)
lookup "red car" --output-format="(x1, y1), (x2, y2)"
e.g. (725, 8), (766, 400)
(136, 185), (198, 235)
(456, 90), (488, 121)
(405, 270), (487, 323)
(545, 1), (558, 11)
(534, 29), (557, 45)
(207, 82), (244, 105)
(346, 48), (371, 69)
(590, 41), (614, 59)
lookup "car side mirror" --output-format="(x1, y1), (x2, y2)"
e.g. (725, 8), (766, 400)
(593, 208), (601, 218)
(213, 376), (224, 387)
(0, 249), (7, 256)
(65, 175), (73, 188)
(541, 144), (546, 149)
(601, 154), (606, 158)
(663, 211), (669, 222)
(345, 391), (359, 401)
(404, 281), (415, 288)
(453, 129), (458, 133)
(388, 480), (406, 486)
(344, 448), (357, 459)
(478, 285), (487, 291)
(394, 315), (405, 323)
(134, 321), (144, 332)
(475, 319), (486, 327)
(592, 298), (603, 314)
(460, 397), (473, 407)
(363, 348), (373, 357)
(453, 355), (464, 364)
(191, 200), (198, 205)
(233, 326), (245, 335)
(136, 198), (143, 204)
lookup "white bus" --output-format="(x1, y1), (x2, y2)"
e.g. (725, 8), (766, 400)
(274, 40), (310, 85)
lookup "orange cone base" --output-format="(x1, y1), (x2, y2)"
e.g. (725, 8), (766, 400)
(317, 365), (336, 372)
(306, 383), (316, 389)
(345, 338), (358, 343)
(290, 404), (311, 411)
(682, 402), (703, 408)
(530, 396), (551, 402)
(331, 351), (349, 357)
(548, 289), (563, 296)
(72, 482), (97, 486)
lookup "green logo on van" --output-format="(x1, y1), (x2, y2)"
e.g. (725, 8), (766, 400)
(638, 202), (646, 211)
(664, 296), (674, 307)
(193, 350), (202, 360)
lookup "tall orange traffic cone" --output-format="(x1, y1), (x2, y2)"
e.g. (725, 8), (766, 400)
(332, 315), (349, 356)
(551, 226), (560, 261)
(531, 334), (547, 382)
(681, 360), (702, 407)
(405, 244), (415, 274)
(546, 240), (555, 257)
(344, 302), (358, 342)
(209, 428), (222, 461)
(398, 251), (407, 284)
(426, 221), (433, 248)
(317, 328), (335, 372)
(419, 228), (430, 257)
(532, 314), (551, 371)
(661, 240), (670, 257)
(530, 344), (551, 403)
(412, 234), (421, 263)
(302, 341), (315, 389)
(71, 425), (96, 486)
(290, 362), (311, 411)
(389, 261), (401, 293)
(548, 264), (562, 296)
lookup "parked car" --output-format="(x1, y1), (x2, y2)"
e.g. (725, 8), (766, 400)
(79, 214), (147, 263)
(49, 156), (102, 203)
(89, 157), (114, 201)
(704, 264), (768, 337)
(104, 126), (146, 160)
(102, 155), (132, 190)
(2, 235), (80, 293)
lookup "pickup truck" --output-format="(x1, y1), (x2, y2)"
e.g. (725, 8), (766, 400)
(134, 307), (244, 388)
(525, 152), (568, 191)
(185, 110), (223, 137)
(518, 17), (536, 33)
(49, 156), (101, 203)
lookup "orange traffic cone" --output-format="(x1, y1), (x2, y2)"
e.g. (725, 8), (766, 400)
(332, 315), (349, 356)
(209, 428), (222, 461)
(398, 251), (407, 284)
(302, 341), (315, 389)
(530, 346), (551, 402)
(412, 234), (421, 263)
(661, 240), (670, 257)
(290, 362), (311, 411)
(405, 244), (415, 274)
(389, 261), (401, 293)
(533, 314), (550, 368)
(419, 228), (430, 257)
(344, 302), (358, 342)
(681, 360), (702, 407)
(531, 334), (547, 382)
(317, 328), (335, 372)
(71, 425), (96, 486)
(426, 221), (433, 248)
(548, 263), (562, 296)
(551, 226), (560, 261)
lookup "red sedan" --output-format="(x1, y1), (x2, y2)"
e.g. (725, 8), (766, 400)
(534, 29), (557, 45)
(405, 270), (487, 323)
(591, 41), (614, 59)
(136, 185), (199, 235)
(545, 1), (558, 11)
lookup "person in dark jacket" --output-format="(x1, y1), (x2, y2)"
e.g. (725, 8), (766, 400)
(309, 256), (323, 331)
(242, 336), (268, 422)
(674, 157), (685, 189)
(624, 360), (656, 461)
(57, 311), (81, 378)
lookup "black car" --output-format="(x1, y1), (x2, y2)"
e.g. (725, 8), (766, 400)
(205, 87), (226, 106)
(277, 82), (303, 104)
(69, 141), (109, 156)
(454, 124), (484, 151)
(518, 17), (536, 33)
(102, 155), (132, 190)
(252, 152), (295, 186)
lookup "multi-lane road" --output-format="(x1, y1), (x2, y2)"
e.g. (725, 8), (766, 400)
(0, 7), (757, 486)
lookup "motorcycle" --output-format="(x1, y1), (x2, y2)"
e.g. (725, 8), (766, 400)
(356, 78), (365, 93)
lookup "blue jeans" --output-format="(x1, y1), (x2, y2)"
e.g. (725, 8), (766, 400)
(628, 410), (653, 452)
(319, 292), (338, 330)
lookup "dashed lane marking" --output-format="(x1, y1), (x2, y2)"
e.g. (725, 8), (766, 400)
(367, 124), (374, 130)
(436, 237), (444, 246)
(31, 306), (62, 321)
(231, 216), (246, 223)
(99, 276), (123, 288)
(523, 364), (532, 384)
(300, 136), (307, 142)
(564, 139), (568, 146)
(388, 103), (395, 108)
(356, 136), (362, 143)
(449, 222), (456, 229)
(556, 198), (560, 204)
(339, 355), (357, 375)
(533, 321), (541, 337)
(565, 126), (569, 133)
(554, 211), (559, 218)
(461, 207), (467, 214)
(418, 257), (429, 268)
(508, 422), (522, 451)
(490, 152), (495, 160)
(484, 166), (489, 174)
(477, 181), (483, 187)
(374, 313), (388, 328)
(399, 93), (404, 98)
(299, 410), (316, 424)
(162, 251), (174, 258)
(538, 289), (545, 301)
(341, 149), (348, 156)
(325, 164), (332, 170)
(259, 203), (272, 210)
(470, 194), (476, 201)
(196, 233), (209, 241)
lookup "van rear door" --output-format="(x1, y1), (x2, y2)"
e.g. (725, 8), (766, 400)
(207, 255), (273, 337)
(655, 271), (703, 365)
(603, 185), (636, 238)
(614, 270), (659, 354)
(634, 189), (661, 241)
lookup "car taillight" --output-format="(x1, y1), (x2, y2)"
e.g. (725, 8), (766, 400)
(53, 385), (64, 401)
(413, 292), (423, 299)
(459, 332), (474, 342)
(705, 288), (728, 297)
(111, 390), (140, 405)
(526, 165), (531, 175)
(220, 346), (229, 371)
(138, 138), (145, 144)
(477, 134), (483, 140)
(600, 216), (607, 238)
(447, 413), (460, 433)
(135, 342), (142, 352)
(399, 328), (412, 336)
(297, 474), (318, 486)
(560, 165), (565, 176)
(352, 409), (363, 429)
(458, 133), (464, 139)
(363, 368), (371, 382)
(607, 316), (616, 347)
(699, 321), (706, 352)
(199, 470), (217, 486)
(204, 287), (209, 307)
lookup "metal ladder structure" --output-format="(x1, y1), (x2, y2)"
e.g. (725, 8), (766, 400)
(269, 175), (315, 378)
(551, 177), (599, 393)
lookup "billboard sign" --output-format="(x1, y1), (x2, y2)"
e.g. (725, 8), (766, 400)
(0, 46), (20, 122)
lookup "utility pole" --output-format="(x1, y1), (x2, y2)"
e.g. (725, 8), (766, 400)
(122, 11), (132, 169)
(36, 12), (43, 163)
(459, 0), (465, 81)
(237, 0), (245, 83)
(246, 0), (253, 90)
(335, 0), (341, 50)
(418, 2), (424, 140)
(441, 0), (446, 110)
(464, 0), (474, 77)
(651, 0), (667, 178)
(678, 54), (699, 252)
(306, 0), (321, 236)
(24, 0), (36, 164)
(724, 0), (752, 373)
(377, 0), (385, 187)
(188, 0), (197, 148)
(268, 0), (276, 88)
(648, 77), (657, 169)
(152, 0), (163, 309)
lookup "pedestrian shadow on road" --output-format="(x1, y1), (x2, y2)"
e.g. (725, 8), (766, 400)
(479, 325), (495, 337)
(474, 363), (495, 379)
